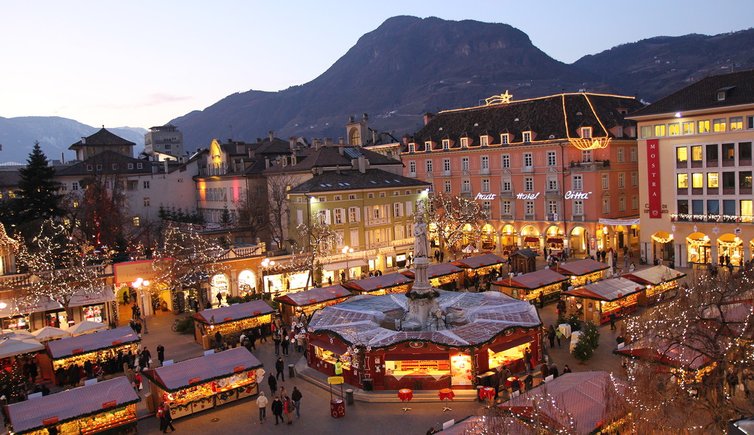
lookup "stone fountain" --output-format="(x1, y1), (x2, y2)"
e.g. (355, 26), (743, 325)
(403, 203), (441, 331)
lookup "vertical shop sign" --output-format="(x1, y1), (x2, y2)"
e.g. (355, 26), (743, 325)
(646, 139), (662, 218)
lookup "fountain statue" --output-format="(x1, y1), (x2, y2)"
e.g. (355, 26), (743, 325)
(403, 202), (441, 330)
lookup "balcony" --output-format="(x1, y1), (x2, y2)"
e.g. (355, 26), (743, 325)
(545, 190), (561, 199)
(524, 214), (536, 221)
(569, 160), (610, 172)
(480, 168), (490, 175)
(442, 170), (451, 177)
(367, 217), (390, 226)
(571, 215), (585, 222)
(499, 191), (514, 198)
(522, 166), (534, 173)
(460, 191), (472, 198)
(546, 213), (560, 221)
(391, 238), (414, 247)
(407, 172), (416, 178)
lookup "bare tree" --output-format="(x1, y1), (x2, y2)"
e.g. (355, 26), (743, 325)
(266, 174), (299, 250)
(419, 194), (484, 257)
(622, 271), (754, 433)
(295, 217), (340, 290)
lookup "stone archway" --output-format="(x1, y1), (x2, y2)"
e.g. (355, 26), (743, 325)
(521, 225), (540, 251)
(686, 232), (711, 265)
(717, 233), (743, 266)
(569, 226), (587, 256)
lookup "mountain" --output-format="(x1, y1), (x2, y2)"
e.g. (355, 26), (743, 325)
(171, 17), (754, 149)
(0, 116), (146, 164)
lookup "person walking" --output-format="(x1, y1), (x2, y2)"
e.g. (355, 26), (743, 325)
(547, 325), (556, 348)
(283, 395), (293, 425)
(157, 402), (176, 433)
(271, 396), (284, 425)
(157, 344), (165, 366)
(291, 386), (302, 418)
(555, 328), (563, 348)
(281, 332), (290, 356)
(256, 391), (268, 423)
(273, 330), (281, 355)
(563, 364), (572, 374)
(268, 373), (278, 396)
(524, 347), (533, 373)
(609, 313), (617, 331)
(275, 357), (285, 381)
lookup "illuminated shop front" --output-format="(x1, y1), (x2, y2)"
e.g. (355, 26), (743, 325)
(307, 290), (541, 390)
(569, 226), (588, 256)
(209, 274), (230, 306)
(143, 348), (263, 420)
(263, 270), (310, 294)
(341, 273), (413, 295)
(563, 277), (644, 325)
(553, 259), (609, 287)
(5, 377), (139, 435)
(650, 231), (674, 263)
(481, 224), (496, 251)
(192, 300), (274, 349)
(520, 225), (540, 252)
(493, 268), (569, 303)
(545, 225), (564, 253)
(237, 270), (257, 296)
(499, 225), (517, 256)
(624, 265), (686, 305)
(717, 233), (743, 266)
(452, 253), (506, 280)
(686, 232), (711, 265)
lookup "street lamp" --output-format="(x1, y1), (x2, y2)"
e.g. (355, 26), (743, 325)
(261, 258), (275, 292)
(342, 245), (354, 281)
(131, 278), (151, 334)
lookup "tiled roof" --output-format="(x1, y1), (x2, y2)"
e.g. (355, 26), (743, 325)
(265, 145), (400, 174)
(275, 285), (352, 307)
(55, 151), (152, 176)
(410, 93), (642, 149)
(494, 268), (568, 290)
(622, 265), (685, 286)
(144, 347), (263, 392)
(287, 169), (429, 194)
(69, 128), (135, 149)
(47, 326), (140, 359)
(192, 300), (274, 325)
(6, 377), (140, 434)
(629, 69), (754, 117)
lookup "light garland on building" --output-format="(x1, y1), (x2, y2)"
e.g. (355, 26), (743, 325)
(562, 93), (612, 151)
(671, 213), (753, 224)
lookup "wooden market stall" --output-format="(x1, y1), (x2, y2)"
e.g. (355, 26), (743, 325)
(623, 265), (686, 305)
(614, 336), (715, 382)
(563, 278), (645, 325)
(493, 268), (569, 303)
(142, 347), (264, 420)
(452, 253), (506, 279)
(274, 285), (352, 322)
(552, 259), (609, 287)
(341, 273), (413, 295)
(6, 377), (140, 435)
(192, 300), (274, 349)
(45, 327), (140, 385)
(400, 262), (464, 290)
(510, 249), (537, 274)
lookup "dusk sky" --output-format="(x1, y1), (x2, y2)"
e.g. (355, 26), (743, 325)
(1, 0), (751, 129)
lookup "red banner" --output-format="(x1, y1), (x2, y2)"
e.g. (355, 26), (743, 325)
(646, 139), (662, 219)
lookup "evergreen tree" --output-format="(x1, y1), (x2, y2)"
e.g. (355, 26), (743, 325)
(13, 142), (62, 237)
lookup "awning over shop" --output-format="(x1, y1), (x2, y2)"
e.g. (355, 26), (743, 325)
(523, 237), (540, 243)
(546, 237), (563, 244)
(563, 278), (645, 302)
(193, 300), (274, 325)
(0, 337), (44, 359)
(322, 259), (368, 272)
(47, 326), (140, 359)
(275, 285), (352, 307)
(0, 287), (115, 318)
(143, 347), (263, 392)
(6, 377), (140, 434)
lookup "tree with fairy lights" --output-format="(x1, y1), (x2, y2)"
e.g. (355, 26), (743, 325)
(15, 219), (109, 322)
(622, 271), (754, 433)
(152, 222), (228, 308)
(295, 217), (340, 290)
(419, 194), (484, 258)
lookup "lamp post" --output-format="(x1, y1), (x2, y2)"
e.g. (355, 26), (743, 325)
(261, 258), (275, 293)
(342, 245), (354, 281)
(131, 278), (151, 334)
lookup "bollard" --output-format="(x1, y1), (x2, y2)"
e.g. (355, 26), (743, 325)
(288, 364), (295, 378)
(345, 388), (354, 405)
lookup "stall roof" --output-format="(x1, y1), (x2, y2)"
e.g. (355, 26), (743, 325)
(400, 262), (463, 279)
(47, 326), (140, 359)
(0, 338), (44, 359)
(494, 268), (568, 290)
(275, 285), (352, 307)
(623, 265), (686, 286)
(553, 259), (609, 277)
(615, 337), (712, 370)
(309, 290), (541, 349)
(193, 300), (274, 325)
(563, 278), (645, 302)
(144, 347), (263, 392)
(452, 253), (506, 270)
(500, 371), (627, 435)
(341, 272), (413, 293)
(7, 377), (139, 434)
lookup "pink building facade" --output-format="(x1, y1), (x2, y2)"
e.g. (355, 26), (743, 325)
(403, 92), (643, 258)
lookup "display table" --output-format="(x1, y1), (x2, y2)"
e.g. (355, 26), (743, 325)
(6, 377), (139, 435)
(438, 388), (455, 401)
(570, 331), (582, 353)
(558, 323), (572, 339)
(143, 347), (263, 420)
(398, 388), (413, 412)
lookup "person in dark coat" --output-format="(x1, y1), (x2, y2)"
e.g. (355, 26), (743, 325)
(550, 364), (559, 378)
(158, 402), (176, 432)
(157, 345), (165, 366)
(268, 373), (278, 395)
(275, 357), (285, 381)
(291, 386), (302, 417)
(281, 332), (290, 355)
(547, 325), (556, 348)
(214, 331), (223, 349)
(271, 396), (284, 425)
(563, 364), (572, 374)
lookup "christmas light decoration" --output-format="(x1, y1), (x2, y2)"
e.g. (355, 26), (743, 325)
(420, 194), (484, 257)
(563, 94), (612, 150)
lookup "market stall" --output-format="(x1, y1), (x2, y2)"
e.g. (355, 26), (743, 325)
(452, 253), (506, 280)
(45, 326), (140, 384)
(274, 285), (352, 323)
(307, 290), (541, 390)
(192, 300), (274, 349)
(493, 268), (569, 303)
(563, 278), (645, 325)
(552, 259), (609, 287)
(142, 347), (263, 420)
(623, 265), (686, 305)
(400, 263), (463, 291)
(614, 336), (715, 382)
(341, 273), (413, 295)
(5, 376), (140, 435)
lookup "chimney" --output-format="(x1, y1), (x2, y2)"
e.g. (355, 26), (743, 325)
(357, 156), (367, 174)
(338, 137), (344, 145)
(348, 115), (355, 123)
(325, 137), (333, 145)
(423, 112), (434, 125)
(338, 146), (344, 156)
(362, 113), (368, 122)
(268, 131), (274, 142)
(61, 152), (65, 164)
(265, 157), (270, 168)
(81, 137), (87, 144)
(291, 154), (297, 165)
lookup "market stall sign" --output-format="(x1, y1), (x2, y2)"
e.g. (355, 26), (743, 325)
(101, 400), (117, 409)
(223, 317), (234, 322)
(188, 377), (201, 384)
(72, 348), (83, 355)
(233, 366), (245, 373)
(42, 417), (59, 425)
(327, 376), (344, 385)
(253, 311), (262, 315)
(112, 340), (122, 346)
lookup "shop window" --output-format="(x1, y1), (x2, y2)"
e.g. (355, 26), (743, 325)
(723, 200), (736, 216)
(682, 121), (694, 135)
(707, 173), (719, 188)
(83, 305), (104, 323)
(713, 118), (727, 132)
(691, 173), (703, 189)
(314, 346), (352, 370)
(668, 123), (680, 136)
(692, 200), (703, 215)
(385, 359), (449, 378)
(677, 200), (689, 214)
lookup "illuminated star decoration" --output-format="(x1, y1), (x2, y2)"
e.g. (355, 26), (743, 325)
(485, 90), (513, 106)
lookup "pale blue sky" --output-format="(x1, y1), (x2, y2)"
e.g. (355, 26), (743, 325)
(1, 0), (751, 128)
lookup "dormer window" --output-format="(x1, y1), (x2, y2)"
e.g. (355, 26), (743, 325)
(480, 136), (489, 147)
(96, 164), (103, 171)
(716, 86), (734, 101)
(442, 139), (450, 150)
(580, 127), (592, 139)
(87, 164), (93, 171)
(408, 143), (415, 153)
(424, 141), (432, 149)
(460, 137), (469, 148)
(717, 91), (726, 101)
(500, 133), (510, 145)
(522, 131), (532, 143)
